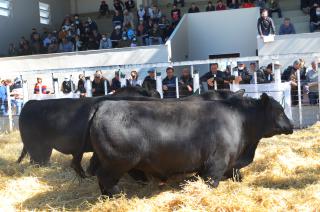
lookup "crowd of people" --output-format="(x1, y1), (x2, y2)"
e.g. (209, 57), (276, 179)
(5, 0), (320, 57)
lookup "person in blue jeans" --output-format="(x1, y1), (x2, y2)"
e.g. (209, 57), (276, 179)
(162, 67), (177, 98)
(0, 80), (8, 115)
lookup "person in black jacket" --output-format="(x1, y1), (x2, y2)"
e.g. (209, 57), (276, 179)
(163, 67), (177, 98)
(124, 0), (135, 12)
(76, 74), (86, 98)
(310, 6), (320, 32)
(99, 1), (110, 17)
(92, 71), (110, 96)
(179, 68), (193, 97)
(200, 63), (225, 90)
(232, 62), (251, 84)
(142, 68), (157, 90)
(257, 9), (276, 37)
(249, 62), (266, 84)
(281, 60), (301, 105)
(206, 1), (216, 11)
(188, 3), (200, 13)
(264, 63), (275, 83)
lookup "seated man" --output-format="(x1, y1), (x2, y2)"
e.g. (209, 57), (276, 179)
(310, 5), (320, 32)
(34, 77), (48, 94)
(263, 63), (275, 83)
(267, 0), (282, 18)
(112, 10), (124, 28)
(171, 4), (182, 24)
(216, 0), (227, 10)
(200, 63), (225, 90)
(188, 3), (200, 13)
(173, 0), (184, 7)
(279, 18), (296, 35)
(147, 23), (163, 45)
(142, 68), (156, 90)
(206, 1), (216, 11)
(92, 71), (110, 96)
(163, 67), (177, 98)
(281, 60), (301, 105)
(99, 1), (110, 17)
(111, 71), (121, 93)
(248, 62), (266, 84)
(179, 68), (193, 97)
(232, 62), (251, 84)
(228, 0), (240, 9)
(305, 60), (319, 104)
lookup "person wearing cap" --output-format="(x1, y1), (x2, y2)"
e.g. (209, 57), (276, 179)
(249, 62), (266, 84)
(163, 67), (177, 98)
(99, 1), (110, 18)
(305, 60), (319, 104)
(232, 62), (251, 84)
(200, 63), (226, 90)
(282, 60), (301, 105)
(92, 71), (110, 96)
(179, 68), (193, 97)
(142, 68), (157, 91)
(34, 77), (48, 94)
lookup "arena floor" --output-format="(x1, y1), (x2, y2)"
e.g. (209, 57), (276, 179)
(0, 124), (319, 211)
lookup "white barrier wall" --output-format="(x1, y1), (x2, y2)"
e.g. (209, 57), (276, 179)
(0, 0), (70, 56)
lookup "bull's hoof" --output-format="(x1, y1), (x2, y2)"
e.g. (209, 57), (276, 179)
(101, 185), (120, 197)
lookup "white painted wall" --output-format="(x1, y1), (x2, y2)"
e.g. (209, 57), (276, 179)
(0, 0), (70, 56)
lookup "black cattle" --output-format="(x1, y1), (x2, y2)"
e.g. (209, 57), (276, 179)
(89, 94), (293, 196)
(17, 87), (160, 178)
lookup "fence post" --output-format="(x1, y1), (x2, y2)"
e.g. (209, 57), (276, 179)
(175, 77), (180, 99)
(85, 77), (92, 97)
(104, 80), (109, 95)
(6, 85), (13, 132)
(70, 75), (75, 93)
(120, 71), (127, 87)
(22, 80), (29, 105)
(156, 72), (163, 99)
(193, 70), (200, 94)
(53, 78), (59, 98)
(213, 74), (217, 90)
(297, 69), (303, 129)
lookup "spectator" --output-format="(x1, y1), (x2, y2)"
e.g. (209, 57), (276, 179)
(279, 17), (296, 35)
(267, 0), (282, 18)
(232, 62), (251, 84)
(30, 28), (40, 44)
(305, 60), (319, 104)
(173, 0), (185, 7)
(74, 35), (83, 51)
(257, 9), (276, 37)
(0, 80), (8, 115)
(241, 0), (255, 8)
(188, 3), (200, 13)
(111, 71), (121, 92)
(142, 68), (157, 90)
(100, 33), (112, 49)
(92, 71), (110, 96)
(123, 9), (135, 28)
(171, 4), (182, 24)
(110, 25), (123, 47)
(8, 43), (18, 57)
(228, 0), (240, 9)
(299, 58), (307, 81)
(163, 67), (177, 98)
(147, 23), (163, 45)
(159, 16), (171, 41)
(87, 17), (98, 31)
(149, 5), (162, 23)
(127, 70), (141, 86)
(206, 1), (216, 11)
(216, 0), (227, 10)
(10, 77), (24, 115)
(200, 63), (225, 90)
(310, 5), (320, 32)
(125, 0), (135, 12)
(61, 76), (75, 94)
(43, 32), (56, 49)
(34, 77), (48, 94)
(224, 65), (232, 89)
(87, 36), (99, 50)
(76, 74), (86, 98)
(281, 60), (301, 105)
(137, 4), (146, 21)
(301, 0), (310, 13)
(179, 68), (193, 97)
(255, 0), (266, 8)
(114, 0), (125, 12)
(248, 62), (266, 84)
(99, 1), (110, 17)
(59, 38), (74, 52)
(30, 32), (43, 54)
(263, 63), (276, 83)
(48, 39), (59, 53)
(18, 37), (32, 56)
(112, 10), (124, 28)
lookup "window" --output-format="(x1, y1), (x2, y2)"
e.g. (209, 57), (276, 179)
(0, 0), (12, 17)
(39, 2), (50, 24)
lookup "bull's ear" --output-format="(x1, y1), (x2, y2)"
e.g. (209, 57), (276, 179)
(260, 93), (270, 105)
(234, 89), (245, 97)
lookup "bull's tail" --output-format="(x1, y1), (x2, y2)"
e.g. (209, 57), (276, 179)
(16, 145), (27, 163)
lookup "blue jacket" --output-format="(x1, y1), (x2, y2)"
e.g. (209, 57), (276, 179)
(163, 76), (177, 98)
(0, 86), (7, 102)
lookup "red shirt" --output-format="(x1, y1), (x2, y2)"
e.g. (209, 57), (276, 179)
(216, 4), (226, 10)
(242, 3), (255, 8)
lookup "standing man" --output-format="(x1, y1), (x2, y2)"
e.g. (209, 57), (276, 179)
(249, 62), (266, 84)
(282, 60), (301, 105)
(142, 68), (156, 90)
(305, 60), (319, 104)
(179, 68), (193, 97)
(162, 67), (177, 98)
(257, 9), (276, 38)
(200, 63), (225, 90)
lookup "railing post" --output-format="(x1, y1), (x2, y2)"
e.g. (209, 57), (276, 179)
(22, 80), (29, 105)
(53, 78), (59, 98)
(104, 79), (109, 95)
(297, 69), (302, 129)
(6, 85), (13, 132)
(175, 77), (180, 99)
(213, 74), (217, 91)
(156, 72), (163, 99)
(193, 70), (200, 94)
(85, 77), (92, 97)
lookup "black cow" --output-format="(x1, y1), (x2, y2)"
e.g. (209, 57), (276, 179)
(89, 94), (293, 196)
(17, 87), (160, 178)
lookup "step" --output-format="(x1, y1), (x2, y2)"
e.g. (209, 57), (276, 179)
(273, 15), (310, 25)
(276, 22), (310, 34)
(282, 9), (305, 17)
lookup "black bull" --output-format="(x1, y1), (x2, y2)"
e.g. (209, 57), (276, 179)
(18, 87), (244, 178)
(90, 94), (293, 196)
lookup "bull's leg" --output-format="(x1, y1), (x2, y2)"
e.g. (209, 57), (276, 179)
(128, 169), (148, 183)
(223, 168), (242, 182)
(96, 166), (122, 197)
(71, 153), (86, 178)
(29, 145), (53, 165)
(86, 152), (100, 176)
